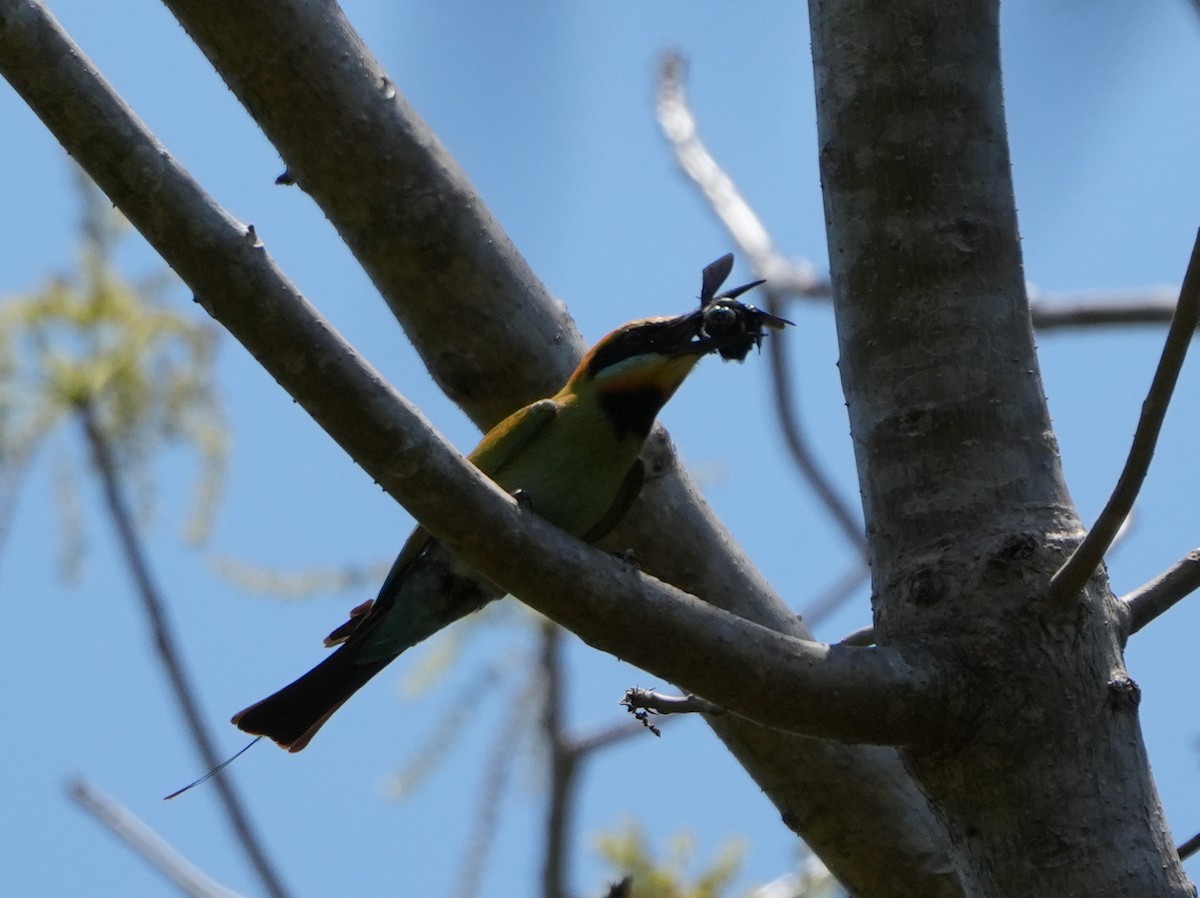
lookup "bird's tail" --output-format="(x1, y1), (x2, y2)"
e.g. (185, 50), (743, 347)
(234, 542), (501, 752)
(231, 645), (391, 752)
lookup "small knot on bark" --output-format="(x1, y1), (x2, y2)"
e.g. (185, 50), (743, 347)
(907, 566), (947, 607)
(1107, 675), (1141, 711)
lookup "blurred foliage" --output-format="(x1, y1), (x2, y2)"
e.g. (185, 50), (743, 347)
(209, 554), (391, 600)
(596, 824), (841, 898)
(384, 649), (510, 799)
(0, 170), (225, 574)
(596, 824), (744, 898)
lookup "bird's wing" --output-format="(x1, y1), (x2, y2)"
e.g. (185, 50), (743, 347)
(580, 458), (644, 543)
(378, 399), (560, 586)
(321, 399), (560, 648)
(467, 398), (560, 476)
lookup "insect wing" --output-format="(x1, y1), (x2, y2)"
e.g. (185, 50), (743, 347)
(700, 254), (735, 304)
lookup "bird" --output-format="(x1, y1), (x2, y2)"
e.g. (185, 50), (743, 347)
(232, 277), (773, 752)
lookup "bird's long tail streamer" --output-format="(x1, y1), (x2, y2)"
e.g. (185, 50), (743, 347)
(164, 736), (263, 800)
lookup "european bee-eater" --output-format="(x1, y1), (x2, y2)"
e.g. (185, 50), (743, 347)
(233, 275), (772, 752)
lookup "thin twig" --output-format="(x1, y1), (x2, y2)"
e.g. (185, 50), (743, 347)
(68, 778), (246, 898)
(570, 719), (647, 756)
(1122, 549), (1200, 636)
(537, 622), (675, 897)
(656, 56), (826, 295)
(77, 403), (291, 898)
(803, 562), (872, 627)
(764, 289), (868, 556)
(1029, 287), (1181, 331)
(1048, 230), (1200, 603)
(1178, 830), (1200, 862)
(539, 622), (576, 898)
(656, 51), (866, 559)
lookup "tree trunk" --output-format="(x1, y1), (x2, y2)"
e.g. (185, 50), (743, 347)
(809, 1), (1192, 894)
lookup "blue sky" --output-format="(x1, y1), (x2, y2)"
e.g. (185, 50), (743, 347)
(3, 3), (1200, 896)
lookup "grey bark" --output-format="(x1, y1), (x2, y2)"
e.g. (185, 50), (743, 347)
(809, 0), (1192, 894)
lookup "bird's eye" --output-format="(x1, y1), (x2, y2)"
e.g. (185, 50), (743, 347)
(702, 303), (741, 337)
(623, 329), (647, 348)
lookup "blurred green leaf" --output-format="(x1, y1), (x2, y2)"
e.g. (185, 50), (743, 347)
(0, 171), (226, 573)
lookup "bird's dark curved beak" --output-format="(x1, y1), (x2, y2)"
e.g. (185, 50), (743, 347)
(657, 311), (733, 357)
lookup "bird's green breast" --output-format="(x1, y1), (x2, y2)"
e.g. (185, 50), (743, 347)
(489, 392), (646, 538)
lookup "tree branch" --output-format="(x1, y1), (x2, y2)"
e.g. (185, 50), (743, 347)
(68, 778), (246, 898)
(570, 719), (646, 757)
(0, 0), (787, 645)
(655, 53), (829, 298)
(762, 305), (868, 559)
(1121, 549), (1200, 636)
(1048, 230), (1200, 603)
(76, 403), (291, 898)
(622, 687), (728, 719)
(1029, 287), (1182, 331)
(839, 625), (876, 647)
(803, 563), (871, 628)
(1177, 830), (1200, 862)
